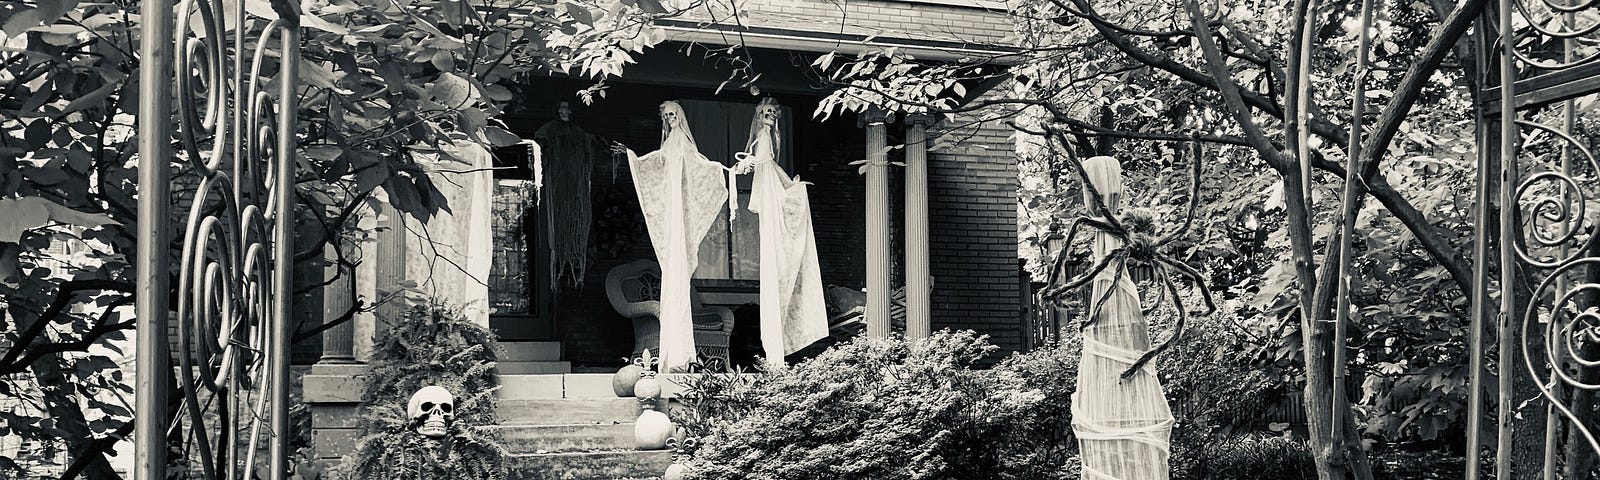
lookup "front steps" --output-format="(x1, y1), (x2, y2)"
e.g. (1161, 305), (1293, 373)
(498, 341), (574, 375)
(496, 373), (674, 480)
(303, 344), (678, 479)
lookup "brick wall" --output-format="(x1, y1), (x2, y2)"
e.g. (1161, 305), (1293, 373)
(670, 0), (1014, 47)
(927, 115), (1023, 352)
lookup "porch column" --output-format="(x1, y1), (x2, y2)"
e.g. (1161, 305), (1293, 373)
(904, 114), (932, 340)
(318, 237), (356, 363)
(861, 108), (894, 338)
(372, 205), (408, 342)
(353, 210), (379, 361)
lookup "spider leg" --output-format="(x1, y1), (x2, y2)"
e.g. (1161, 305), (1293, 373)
(1141, 262), (1166, 316)
(1083, 252), (1130, 328)
(1156, 139), (1206, 247)
(1052, 135), (1128, 233)
(1157, 256), (1218, 315)
(1121, 269), (1191, 379)
(1044, 217), (1093, 288)
(1043, 247), (1121, 300)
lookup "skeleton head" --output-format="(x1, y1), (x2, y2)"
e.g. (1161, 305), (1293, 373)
(407, 386), (455, 438)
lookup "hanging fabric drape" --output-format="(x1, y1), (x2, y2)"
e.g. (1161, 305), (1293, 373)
(737, 99), (828, 364)
(625, 101), (731, 372)
(533, 119), (597, 288)
(1072, 155), (1173, 480)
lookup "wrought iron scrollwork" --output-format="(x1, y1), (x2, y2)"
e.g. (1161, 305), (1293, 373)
(136, 0), (299, 478)
(1479, 0), (1600, 476)
(1510, 118), (1600, 461)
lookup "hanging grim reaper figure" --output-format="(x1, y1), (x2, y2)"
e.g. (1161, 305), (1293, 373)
(620, 101), (731, 372)
(734, 98), (828, 365)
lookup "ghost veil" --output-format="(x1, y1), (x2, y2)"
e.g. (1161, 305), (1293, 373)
(735, 98), (827, 365)
(623, 101), (730, 372)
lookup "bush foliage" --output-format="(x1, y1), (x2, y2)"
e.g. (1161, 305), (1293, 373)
(329, 302), (507, 480)
(681, 330), (1078, 480)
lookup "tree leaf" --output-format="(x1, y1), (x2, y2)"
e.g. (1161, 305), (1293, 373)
(430, 50), (455, 71)
(634, 0), (667, 14)
(483, 126), (522, 147)
(61, 81), (119, 114)
(429, 72), (473, 107)
(300, 11), (349, 35)
(565, 3), (593, 24)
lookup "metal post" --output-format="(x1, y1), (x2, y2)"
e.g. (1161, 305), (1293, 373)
(1496, 0), (1517, 476)
(1542, 9), (1577, 479)
(1465, 12), (1496, 480)
(134, 0), (176, 475)
(270, 25), (299, 480)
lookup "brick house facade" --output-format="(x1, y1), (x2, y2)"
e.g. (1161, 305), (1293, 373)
(298, 0), (1025, 367)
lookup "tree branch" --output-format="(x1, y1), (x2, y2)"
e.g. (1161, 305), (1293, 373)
(1355, 0), (1489, 180)
(1182, 0), (1291, 170)
(0, 279), (135, 370)
(2, 297), (135, 376)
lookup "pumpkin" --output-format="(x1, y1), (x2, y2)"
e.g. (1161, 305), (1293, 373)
(634, 373), (663, 400)
(663, 462), (687, 480)
(612, 363), (645, 397)
(635, 410), (673, 450)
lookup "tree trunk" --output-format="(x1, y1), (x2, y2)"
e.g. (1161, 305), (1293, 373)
(1309, 231), (1376, 480)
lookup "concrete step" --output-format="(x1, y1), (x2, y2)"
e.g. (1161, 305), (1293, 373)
(489, 423), (635, 454)
(500, 361), (574, 375)
(507, 450), (673, 480)
(494, 372), (732, 400)
(496, 398), (644, 426)
(497, 341), (563, 362)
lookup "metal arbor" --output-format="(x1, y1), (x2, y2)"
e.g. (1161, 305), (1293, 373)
(133, 0), (299, 478)
(1469, 0), (1600, 478)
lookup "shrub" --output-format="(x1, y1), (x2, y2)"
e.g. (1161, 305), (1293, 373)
(1158, 319), (1294, 434)
(681, 330), (1066, 480)
(1171, 432), (1315, 480)
(329, 302), (507, 480)
(989, 335), (1081, 480)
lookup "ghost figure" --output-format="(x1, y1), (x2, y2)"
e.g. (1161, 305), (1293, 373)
(407, 386), (455, 438)
(621, 101), (732, 372)
(733, 98), (828, 365)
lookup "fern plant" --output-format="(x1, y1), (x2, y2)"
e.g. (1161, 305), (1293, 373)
(329, 301), (507, 480)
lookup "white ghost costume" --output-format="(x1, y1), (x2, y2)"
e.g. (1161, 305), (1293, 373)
(624, 101), (731, 372)
(735, 99), (828, 365)
(1072, 155), (1174, 480)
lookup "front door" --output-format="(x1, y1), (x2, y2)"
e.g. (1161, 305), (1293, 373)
(489, 157), (558, 341)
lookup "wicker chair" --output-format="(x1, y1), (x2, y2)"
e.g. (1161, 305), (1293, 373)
(604, 259), (735, 366)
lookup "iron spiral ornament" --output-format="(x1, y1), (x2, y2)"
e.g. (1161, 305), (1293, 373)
(162, 0), (300, 477)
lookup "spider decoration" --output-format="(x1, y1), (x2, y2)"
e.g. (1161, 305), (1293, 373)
(1039, 140), (1217, 379)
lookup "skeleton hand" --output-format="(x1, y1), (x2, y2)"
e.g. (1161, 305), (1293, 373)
(732, 152), (759, 174)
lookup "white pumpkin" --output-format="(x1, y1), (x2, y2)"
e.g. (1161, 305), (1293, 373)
(634, 410), (673, 450)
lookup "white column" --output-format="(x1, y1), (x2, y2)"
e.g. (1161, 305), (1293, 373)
(862, 108), (894, 338)
(353, 209), (378, 361)
(318, 238), (356, 363)
(904, 114), (932, 340)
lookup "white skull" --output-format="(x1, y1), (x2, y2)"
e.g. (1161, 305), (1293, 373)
(406, 386), (455, 438)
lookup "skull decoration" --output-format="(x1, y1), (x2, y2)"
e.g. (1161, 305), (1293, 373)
(407, 386), (455, 438)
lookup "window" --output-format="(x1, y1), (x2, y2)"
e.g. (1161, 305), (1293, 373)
(487, 146), (555, 339)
